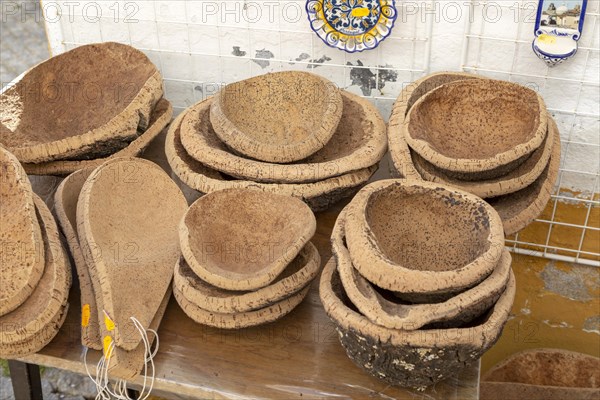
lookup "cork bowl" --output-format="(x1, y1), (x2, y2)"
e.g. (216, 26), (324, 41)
(181, 91), (386, 183)
(332, 209), (511, 330)
(344, 180), (505, 294)
(320, 258), (516, 389)
(404, 78), (547, 178)
(210, 71), (343, 163)
(0, 42), (163, 163)
(179, 188), (316, 291)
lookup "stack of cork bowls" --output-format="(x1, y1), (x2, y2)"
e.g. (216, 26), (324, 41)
(167, 71), (388, 212)
(175, 188), (321, 328)
(0, 146), (72, 358)
(0, 42), (172, 176)
(321, 179), (515, 389)
(387, 72), (561, 235)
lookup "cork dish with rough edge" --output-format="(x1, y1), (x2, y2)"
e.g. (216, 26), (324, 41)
(181, 91), (386, 183)
(174, 242), (320, 314)
(404, 78), (548, 177)
(332, 209), (511, 330)
(387, 71), (479, 180)
(412, 117), (558, 198)
(0, 42), (163, 163)
(174, 284), (311, 329)
(319, 258), (516, 389)
(165, 111), (378, 212)
(22, 98), (172, 176)
(179, 188), (316, 291)
(54, 166), (102, 350)
(0, 146), (44, 317)
(344, 179), (505, 294)
(77, 157), (187, 351)
(210, 71), (343, 163)
(488, 128), (561, 236)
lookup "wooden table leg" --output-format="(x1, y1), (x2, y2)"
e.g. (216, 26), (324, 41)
(8, 360), (44, 400)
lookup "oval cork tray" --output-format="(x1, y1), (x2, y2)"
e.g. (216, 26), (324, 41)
(210, 71), (343, 163)
(404, 78), (548, 176)
(333, 209), (511, 330)
(180, 188), (316, 291)
(165, 111), (378, 212)
(0, 146), (44, 316)
(320, 258), (515, 389)
(77, 157), (187, 351)
(174, 284), (311, 329)
(174, 241), (320, 313)
(412, 117), (558, 198)
(0, 195), (71, 346)
(344, 179), (505, 293)
(22, 98), (172, 176)
(181, 91), (386, 183)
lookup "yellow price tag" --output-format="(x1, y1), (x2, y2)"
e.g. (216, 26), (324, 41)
(351, 7), (370, 17)
(103, 311), (115, 331)
(103, 336), (113, 358)
(81, 304), (90, 328)
(538, 34), (556, 45)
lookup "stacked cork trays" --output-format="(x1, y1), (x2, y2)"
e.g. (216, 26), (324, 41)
(388, 72), (561, 235)
(175, 188), (321, 328)
(320, 179), (515, 389)
(167, 71), (388, 212)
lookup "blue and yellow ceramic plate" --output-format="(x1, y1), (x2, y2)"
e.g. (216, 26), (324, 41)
(307, 0), (397, 53)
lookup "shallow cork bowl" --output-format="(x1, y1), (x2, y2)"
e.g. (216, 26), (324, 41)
(174, 241), (320, 313)
(0, 42), (163, 163)
(404, 78), (548, 178)
(180, 188), (316, 291)
(344, 179), (505, 294)
(175, 283), (311, 329)
(388, 72), (480, 179)
(54, 166), (102, 350)
(413, 118), (557, 198)
(488, 125), (562, 236)
(332, 209), (511, 330)
(0, 146), (44, 316)
(22, 98), (172, 176)
(210, 71), (342, 163)
(77, 157), (187, 351)
(165, 111), (378, 212)
(319, 258), (516, 389)
(181, 91), (386, 183)
(0, 195), (71, 348)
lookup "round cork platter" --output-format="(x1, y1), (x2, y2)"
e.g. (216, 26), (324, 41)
(344, 179), (505, 293)
(210, 71), (343, 163)
(403, 78), (548, 178)
(22, 98), (172, 176)
(0, 146), (44, 316)
(181, 91), (386, 183)
(0, 42), (163, 163)
(320, 258), (516, 389)
(174, 242), (320, 313)
(179, 188), (316, 291)
(166, 111), (378, 212)
(332, 209), (511, 330)
(77, 157), (187, 351)
(174, 284), (311, 329)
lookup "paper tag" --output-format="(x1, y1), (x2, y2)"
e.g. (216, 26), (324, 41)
(103, 336), (113, 358)
(351, 7), (369, 17)
(103, 311), (115, 331)
(81, 304), (90, 328)
(538, 34), (556, 45)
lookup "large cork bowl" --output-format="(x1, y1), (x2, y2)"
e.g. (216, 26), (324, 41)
(332, 209), (511, 330)
(181, 91), (386, 183)
(320, 258), (516, 389)
(404, 78), (548, 178)
(179, 188), (316, 291)
(0, 42), (163, 163)
(77, 157), (187, 351)
(0, 146), (44, 316)
(210, 71), (343, 163)
(345, 179), (505, 294)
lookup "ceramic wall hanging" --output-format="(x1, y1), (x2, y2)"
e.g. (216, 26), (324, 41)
(306, 0), (397, 53)
(532, 0), (587, 67)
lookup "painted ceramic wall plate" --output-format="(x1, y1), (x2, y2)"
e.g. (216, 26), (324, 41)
(306, 0), (397, 53)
